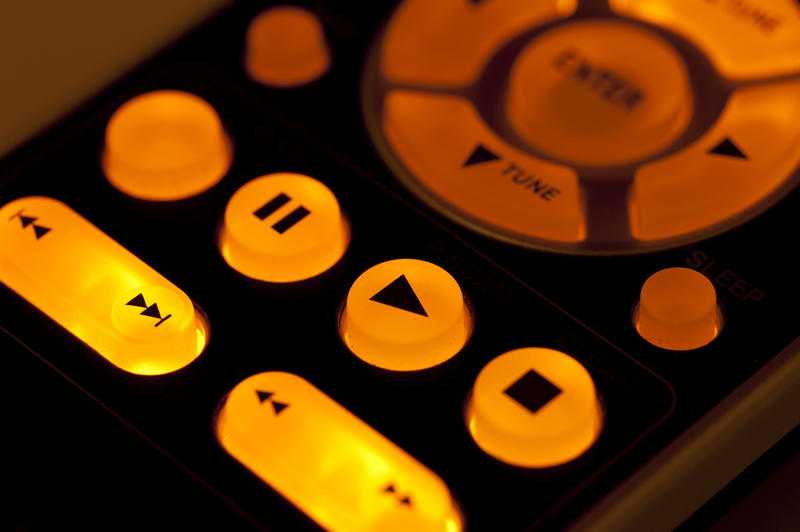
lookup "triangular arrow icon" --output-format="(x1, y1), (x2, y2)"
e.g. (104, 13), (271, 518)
(462, 144), (500, 167)
(126, 293), (147, 308)
(708, 138), (747, 159)
(19, 215), (37, 228)
(370, 275), (428, 317)
(140, 303), (162, 319)
(256, 390), (273, 403)
(33, 225), (52, 239)
(271, 401), (289, 415)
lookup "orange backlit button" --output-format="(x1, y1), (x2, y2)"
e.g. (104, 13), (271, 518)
(219, 173), (349, 283)
(340, 259), (471, 372)
(380, 0), (576, 86)
(635, 267), (721, 351)
(383, 91), (584, 243)
(0, 196), (207, 375)
(465, 347), (603, 468)
(610, 0), (800, 79)
(216, 371), (463, 532)
(630, 79), (800, 241)
(103, 90), (231, 201)
(245, 6), (331, 88)
(506, 20), (692, 166)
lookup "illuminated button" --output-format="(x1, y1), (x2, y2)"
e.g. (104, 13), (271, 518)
(215, 371), (463, 532)
(465, 347), (603, 468)
(635, 267), (720, 351)
(383, 91), (583, 243)
(340, 259), (470, 371)
(0, 196), (207, 375)
(380, 0), (577, 86)
(245, 6), (331, 87)
(103, 90), (231, 201)
(219, 173), (349, 283)
(630, 79), (800, 241)
(506, 20), (692, 166)
(610, 0), (800, 79)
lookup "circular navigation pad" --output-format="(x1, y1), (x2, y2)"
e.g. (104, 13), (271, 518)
(364, 1), (800, 254)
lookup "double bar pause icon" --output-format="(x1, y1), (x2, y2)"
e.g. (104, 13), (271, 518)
(253, 192), (311, 234)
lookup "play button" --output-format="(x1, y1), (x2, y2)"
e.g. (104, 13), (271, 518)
(340, 258), (471, 371)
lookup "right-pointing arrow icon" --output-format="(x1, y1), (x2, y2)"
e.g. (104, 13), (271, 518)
(462, 144), (501, 167)
(370, 275), (428, 317)
(708, 137), (748, 159)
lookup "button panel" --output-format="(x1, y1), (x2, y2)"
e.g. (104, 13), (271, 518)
(610, 0), (800, 79)
(380, 0), (577, 86)
(216, 371), (463, 532)
(383, 91), (584, 243)
(0, 196), (207, 375)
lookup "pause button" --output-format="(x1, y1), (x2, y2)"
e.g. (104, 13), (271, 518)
(219, 172), (349, 282)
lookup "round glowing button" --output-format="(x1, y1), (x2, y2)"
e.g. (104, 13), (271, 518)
(635, 267), (720, 350)
(340, 259), (471, 371)
(219, 173), (349, 283)
(466, 347), (603, 468)
(245, 6), (331, 87)
(103, 90), (231, 200)
(507, 20), (692, 166)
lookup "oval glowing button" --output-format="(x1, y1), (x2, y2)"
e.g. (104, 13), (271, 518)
(466, 347), (603, 468)
(0, 196), (207, 375)
(340, 259), (471, 371)
(103, 90), (231, 201)
(219, 173), (349, 283)
(635, 267), (720, 351)
(507, 20), (692, 166)
(245, 6), (331, 87)
(216, 371), (463, 532)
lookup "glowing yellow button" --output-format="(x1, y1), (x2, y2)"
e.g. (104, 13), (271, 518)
(0, 196), (207, 375)
(245, 6), (331, 87)
(507, 20), (692, 166)
(215, 372), (463, 532)
(610, 0), (800, 79)
(340, 259), (471, 372)
(630, 79), (800, 241)
(466, 347), (603, 468)
(635, 267), (720, 351)
(383, 91), (583, 243)
(103, 90), (232, 201)
(380, 0), (577, 86)
(218, 173), (349, 283)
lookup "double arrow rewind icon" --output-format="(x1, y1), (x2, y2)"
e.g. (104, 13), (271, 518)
(9, 210), (52, 239)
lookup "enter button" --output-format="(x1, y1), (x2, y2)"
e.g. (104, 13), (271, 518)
(507, 20), (693, 166)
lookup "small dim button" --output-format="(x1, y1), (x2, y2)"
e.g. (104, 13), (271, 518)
(339, 259), (471, 371)
(103, 90), (232, 201)
(465, 347), (603, 468)
(245, 6), (331, 87)
(635, 267), (721, 350)
(218, 173), (349, 283)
